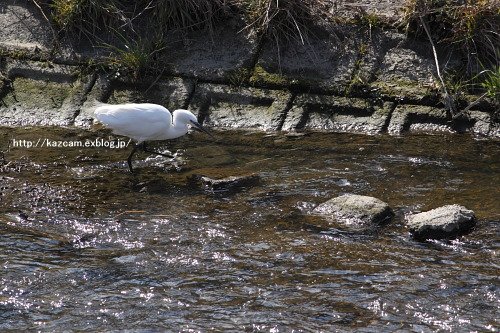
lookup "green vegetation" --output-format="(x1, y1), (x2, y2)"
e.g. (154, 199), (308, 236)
(481, 66), (500, 113)
(31, 0), (332, 77)
(249, 64), (290, 86)
(402, 0), (499, 115)
(353, 8), (383, 39)
(227, 67), (252, 86)
(345, 43), (370, 96)
(32, 0), (335, 79)
(482, 66), (500, 100)
(101, 31), (167, 79)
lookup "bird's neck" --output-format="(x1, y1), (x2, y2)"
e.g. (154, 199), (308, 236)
(167, 123), (189, 139)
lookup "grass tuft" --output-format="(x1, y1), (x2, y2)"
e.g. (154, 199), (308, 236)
(142, 0), (232, 32)
(403, 0), (499, 74)
(48, 0), (125, 38)
(236, 0), (332, 45)
(481, 66), (500, 103)
(402, 0), (499, 113)
(102, 31), (167, 80)
(46, 0), (233, 35)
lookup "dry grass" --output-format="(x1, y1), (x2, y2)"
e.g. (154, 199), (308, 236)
(48, 0), (125, 37)
(401, 0), (499, 113)
(403, 0), (499, 74)
(43, 0), (233, 35)
(141, 0), (232, 32)
(237, 0), (332, 44)
(43, 0), (333, 44)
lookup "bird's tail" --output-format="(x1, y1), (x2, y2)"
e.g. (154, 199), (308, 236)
(92, 99), (113, 126)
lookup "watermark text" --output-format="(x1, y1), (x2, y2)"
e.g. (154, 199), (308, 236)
(10, 138), (131, 149)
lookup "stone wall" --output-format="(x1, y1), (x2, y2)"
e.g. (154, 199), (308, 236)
(0, 0), (498, 137)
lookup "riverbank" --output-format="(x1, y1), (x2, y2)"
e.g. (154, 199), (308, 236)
(0, 0), (498, 137)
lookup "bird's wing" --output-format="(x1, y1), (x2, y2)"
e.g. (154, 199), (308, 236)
(95, 104), (171, 141)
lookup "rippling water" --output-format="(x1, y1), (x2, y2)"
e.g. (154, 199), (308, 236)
(0, 128), (499, 331)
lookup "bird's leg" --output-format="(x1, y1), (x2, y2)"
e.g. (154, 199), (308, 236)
(127, 144), (140, 172)
(141, 142), (174, 158)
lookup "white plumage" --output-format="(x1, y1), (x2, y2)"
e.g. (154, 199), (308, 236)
(95, 103), (198, 142)
(94, 103), (211, 172)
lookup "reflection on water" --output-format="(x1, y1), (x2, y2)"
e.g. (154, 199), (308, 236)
(0, 128), (499, 331)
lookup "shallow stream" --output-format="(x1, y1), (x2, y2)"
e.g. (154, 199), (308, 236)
(0, 127), (498, 331)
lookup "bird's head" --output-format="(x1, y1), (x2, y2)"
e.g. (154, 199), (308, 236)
(173, 109), (213, 138)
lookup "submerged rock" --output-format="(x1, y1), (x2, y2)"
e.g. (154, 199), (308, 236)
(406, 204), (476, 241)
(136, 178), (169, 194)
(0, 213), (75, 246)
(312, 194), (393, 226)
(188, 173), (260, 193)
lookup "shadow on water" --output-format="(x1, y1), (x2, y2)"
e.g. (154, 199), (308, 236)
(0, 127), (499, 331)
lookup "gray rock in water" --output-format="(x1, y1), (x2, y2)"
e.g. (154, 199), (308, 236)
(406, 204), (476, 241)
(313, 194), (393, 226)
(188, 173), (260, 193)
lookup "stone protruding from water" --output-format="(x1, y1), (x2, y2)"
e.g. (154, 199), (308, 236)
(188, 173), (260, 194)
(406, 204), (476, 241)
(313, 194), (394, 226)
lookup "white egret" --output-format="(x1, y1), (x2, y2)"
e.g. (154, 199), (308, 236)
(94, 103), (211, 172)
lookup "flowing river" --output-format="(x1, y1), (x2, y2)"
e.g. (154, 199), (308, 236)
(0, 127), (498, 332)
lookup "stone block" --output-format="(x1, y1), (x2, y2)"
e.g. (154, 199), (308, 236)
(74, 74), (110, 127)
(388, 104), (451, 135)
(0, 0), (54, 53)
(190, 83), (291, 130)
(369, 33), (445, 104)
(469, 111), (499, 138)
(282, 93), (393, 134)
(161, 19), (258, 81)
(4, 59), (77, 83)
(0, 60), (90, 126)
(107, 77), (194, 109)
(354, 31), (388, 86)
(328, 0), (408, 26)
(254, 27), (358, 93)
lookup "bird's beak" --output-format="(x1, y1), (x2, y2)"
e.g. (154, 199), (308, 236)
(190, 120), (214, 138)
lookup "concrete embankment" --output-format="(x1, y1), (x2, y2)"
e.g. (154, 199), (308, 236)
(0, 0), (498, 137)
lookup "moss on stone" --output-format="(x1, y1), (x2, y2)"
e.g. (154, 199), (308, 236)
(371, 79), (439, 103)
(226, 67), (252, 86)
(4, 77), (72, 109)
(0, 48), (53, 64)
(249, 64), (290, 87)
(245, 64), (336, 93)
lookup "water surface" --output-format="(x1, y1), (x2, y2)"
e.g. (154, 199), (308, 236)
(0, 128), (498, 331)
